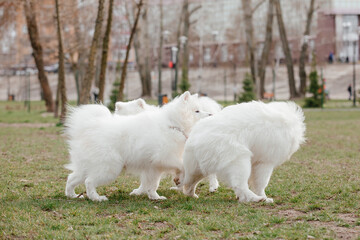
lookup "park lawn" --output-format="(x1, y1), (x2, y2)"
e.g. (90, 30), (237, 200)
(0, 101), (359, 239)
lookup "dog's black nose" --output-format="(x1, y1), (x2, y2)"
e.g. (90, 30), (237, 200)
(209, 114), (213, 116)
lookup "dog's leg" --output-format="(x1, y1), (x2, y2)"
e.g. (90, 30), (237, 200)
(84, 166), (122, 201)
(249, 163), (274, 203)
(84, 177), (109, 201)
(208, 174), (219, 192)
(65, 172), (85, 198)
(140, 168), (166, 200)
(183, 172), (204, 198)
(130, 173), (146, 196)
(223, 157), (266, 203)
(182, 162), (204, 198)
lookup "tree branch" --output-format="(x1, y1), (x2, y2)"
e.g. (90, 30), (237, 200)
(189, 5), (201, 16)
(252, 0), (266, 13)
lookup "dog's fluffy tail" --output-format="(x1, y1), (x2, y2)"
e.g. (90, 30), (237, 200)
(285, 101), (306, 146)
(64, 104), (111, 140)
(64, 104), (112, 171)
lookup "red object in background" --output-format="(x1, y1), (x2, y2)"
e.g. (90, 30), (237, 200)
(168, 61), (173, 68)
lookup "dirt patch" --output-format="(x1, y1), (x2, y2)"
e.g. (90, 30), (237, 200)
(0, 123), (55, 128)
(277, 210), (360, 239)
(277, 209), (306, 220)
(337, 213), (359, 225)
(309, 220), (360, 240)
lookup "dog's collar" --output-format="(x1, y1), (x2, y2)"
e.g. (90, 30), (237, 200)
(169, 126), (188, 140)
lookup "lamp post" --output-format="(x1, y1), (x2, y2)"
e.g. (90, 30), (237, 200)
(171, 46), (178, 94)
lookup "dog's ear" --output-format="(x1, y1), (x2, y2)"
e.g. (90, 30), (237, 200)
(181, 91), (191, 102)
(136, 98), (146, 109)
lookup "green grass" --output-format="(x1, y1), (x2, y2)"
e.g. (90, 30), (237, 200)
(0, 100), (359, 239)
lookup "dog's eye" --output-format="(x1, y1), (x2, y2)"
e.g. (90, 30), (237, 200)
(195, 110), (200, 113)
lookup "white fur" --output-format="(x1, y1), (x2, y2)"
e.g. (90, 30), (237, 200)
(192, 96), (222, 192)
(64, 92), (211, 201)
(181, 101), (306, 203)
(114, 96), (222, 194)
(115, 98), (158, 115)
(198, 96), (222, 115)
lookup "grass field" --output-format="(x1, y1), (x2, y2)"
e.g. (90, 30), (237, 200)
(0, 101), (359, 239)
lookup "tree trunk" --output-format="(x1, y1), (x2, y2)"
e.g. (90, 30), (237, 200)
(98, 0), (114, 102)
(70, 0), (86, 105)
(141, 5), (151, 98)
(299, 0), (315, 97)
(258, 0), (274, 98)
(23, 0), (54, 112)
(274, 0), (299, 98)
(54, 0), (67, 123)
(158, 0), (163, 95)
(174, 3), (185, 95)
(118, 0), (143, 101)
(241, 0), (256, 85)
(179, 0), (191, 93)
(79, 0), (105, 104)
(125, 1), (151, 99)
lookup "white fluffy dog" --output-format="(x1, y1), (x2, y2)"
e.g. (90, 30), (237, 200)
(181, 101), (306, 203)
(115, 98), (158, 115)
(115, 96), (222, 193)
(64, 91), (211, 201)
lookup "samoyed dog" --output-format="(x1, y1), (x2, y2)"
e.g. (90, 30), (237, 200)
(180, 101), (306, 203)
(64, 91), (211, 201)
(115, 96), (222, 193)
(115, 98), (158, 115)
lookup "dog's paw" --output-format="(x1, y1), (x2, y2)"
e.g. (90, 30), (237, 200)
(149, 195), (167, 200)
(91, 195), (108, 202)
(264, 197), (274, 203)
(237, 194), (265, 203)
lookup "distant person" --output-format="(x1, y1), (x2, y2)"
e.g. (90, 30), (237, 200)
(92, 87), (99, 102)
(347, 84), (352, 100)
(328, 52), (334, 64)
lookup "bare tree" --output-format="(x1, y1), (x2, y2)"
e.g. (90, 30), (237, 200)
(274, 0), (299, 98)
(241, 0), (266, 94)
(299, 0), (316, 97)
(65, 0), (90, 105)
(118, 0), (143, 101)
(258, 0), (274, 99)
(157, 0), (164, 96)
(174, 4), (185, 95)
(79, 0), (105, 104)
(242, 0), (256, 85)
(179, 1), (201, 93)
(127, 1), (151, 98)
(23, 0), (54, 112)
(54, 0), (67, 122)
(179, 0), (190, 93)
(98, 0), (114, 102)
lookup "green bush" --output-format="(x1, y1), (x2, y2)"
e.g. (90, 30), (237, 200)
(108, 62), (122, 111)
(304, 70), (322, 108)
(238, 73), (256, 103)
